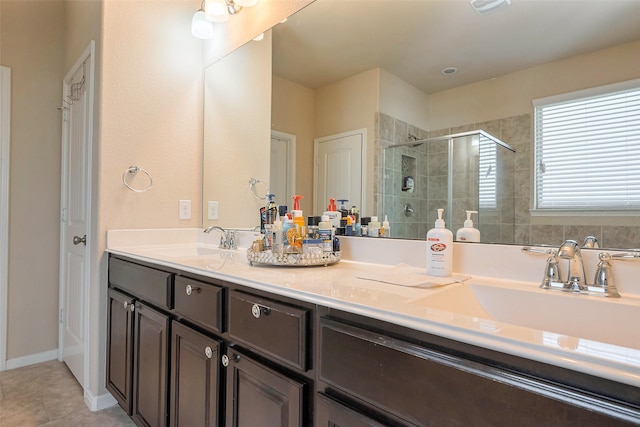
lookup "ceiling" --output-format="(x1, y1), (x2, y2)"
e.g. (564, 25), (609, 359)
(272, 0), (640, 94)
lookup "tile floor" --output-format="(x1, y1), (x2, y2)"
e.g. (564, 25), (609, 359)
(0, 360), (135, 426)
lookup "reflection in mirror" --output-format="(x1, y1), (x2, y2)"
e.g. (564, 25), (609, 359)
(205, 0), (640, 249)
(382, 131), (515, 243)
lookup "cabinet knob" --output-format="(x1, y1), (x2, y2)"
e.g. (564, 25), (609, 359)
(251, 303), (271, 318)
(123, 300), (135, 312)
(222, 353), (240, 367)
(185, 284), (200, 296)
(205, 346), (213, 359)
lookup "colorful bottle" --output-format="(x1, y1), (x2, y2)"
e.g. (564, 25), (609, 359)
(323, 198), (341, 228)
(264, 193), (278, 249)
(426, 209), (453, 277)
(318, 215), (333, 252)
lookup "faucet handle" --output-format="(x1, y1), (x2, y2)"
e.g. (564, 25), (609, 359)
(540, 250), (563, 290)
(227, 231), (237, 250)
(589, 252), (620, 298)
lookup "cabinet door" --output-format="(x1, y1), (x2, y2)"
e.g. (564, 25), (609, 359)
(106, 289), (135, 414)
(132, 302), (170, 427)
(225, 349), (305, 427)
(316, 393), (406, 427)
(170, 321), (221, 427)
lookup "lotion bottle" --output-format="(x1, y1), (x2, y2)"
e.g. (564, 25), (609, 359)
(426, 209), (453, 276)
(456, 210), (480, 243)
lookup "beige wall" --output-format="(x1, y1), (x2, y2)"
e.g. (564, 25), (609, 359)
(271, 75), (315, 214)
(427, 40), (640, 130)
(379, 68), (429, 132)
(1, 0), (66, 361)
(315, 68), (379, 215)
(203, 31), (271, 227)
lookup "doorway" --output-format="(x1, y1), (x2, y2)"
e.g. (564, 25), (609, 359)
(0, 66), (11, 371)
(313, 129), (366, 215)
(270, 130), (296, 206)
(58, 42), (95, 387)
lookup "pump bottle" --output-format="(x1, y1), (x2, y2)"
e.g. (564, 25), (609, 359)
(426, 209), (453, 276)
(323, 198), (341, 228)
(456, 210), (480, 243)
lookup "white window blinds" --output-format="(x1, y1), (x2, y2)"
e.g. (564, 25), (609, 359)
(478, 134), (497, 209)
(533, 81), (640, 210)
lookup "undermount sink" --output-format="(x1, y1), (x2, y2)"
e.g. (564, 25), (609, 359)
(407, 282), (640, 350)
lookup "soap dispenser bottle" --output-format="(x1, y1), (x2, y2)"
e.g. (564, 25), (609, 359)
(456, 210), (480, 243)
(426, 208), (453, 277)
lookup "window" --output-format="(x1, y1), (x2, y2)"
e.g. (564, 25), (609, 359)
(533, 80), (640, 211)
(478, 134), (497, 209)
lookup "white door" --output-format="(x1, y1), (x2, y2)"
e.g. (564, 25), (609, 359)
(0, 66), (11, 371)
(270, 130), (296, 206)
(59, 43), (94, 386)
(313, 129), (366, 215)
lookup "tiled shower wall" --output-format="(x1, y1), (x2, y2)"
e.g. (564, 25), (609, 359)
(374, 111), (640, 249)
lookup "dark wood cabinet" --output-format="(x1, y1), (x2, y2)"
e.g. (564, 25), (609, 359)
(224, 348), (306, 427)
(107, 255), (639, 427)
(132, 301), (170, 427)
(106, 288), (135, 414)
(170, 321), (221, 427)
(316, 393), (406, 427)
(319, 317), (640, 427)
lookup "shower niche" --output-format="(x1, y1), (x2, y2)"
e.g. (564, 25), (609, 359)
(381, 130), (515, 243)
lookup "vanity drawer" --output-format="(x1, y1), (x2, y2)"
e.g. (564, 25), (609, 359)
(228, 290), (309, 371)
(174, 276), (225, 333)
(108, 257), (174, 310)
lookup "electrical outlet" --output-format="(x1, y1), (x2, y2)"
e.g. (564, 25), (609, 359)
(208, 201), (219, 220)
(179, 200), (191, 220)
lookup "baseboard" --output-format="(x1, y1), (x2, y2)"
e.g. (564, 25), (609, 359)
(5, 349), (58, 370)
(84, 388), (118, 412)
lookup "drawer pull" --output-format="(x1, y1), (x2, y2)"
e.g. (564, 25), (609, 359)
(185, 284), (201, 296)
(251, 303), (271, 318)
(205, 346), (213, 359)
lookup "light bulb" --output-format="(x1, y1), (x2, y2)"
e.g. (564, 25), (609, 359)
(191, 11), (214, 39)
(204, 0), (230, 22)
(235, 0), (258, 7)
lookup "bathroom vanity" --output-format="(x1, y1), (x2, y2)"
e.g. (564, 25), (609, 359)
(105, 230), (640, 427)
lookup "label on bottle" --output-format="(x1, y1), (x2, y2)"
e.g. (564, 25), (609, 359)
(318, 229), (333, 252)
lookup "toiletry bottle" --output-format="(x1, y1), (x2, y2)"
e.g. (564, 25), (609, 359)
(426, 209), (453, 277)
(368, 216), (380, 237)
(360, 217), (370, 237)
(337, 199), (349, 220)
(350, 205), (361, 236)
(307, 216), (321, 239)
(264, 193), (278, 249)
(272, 217), (284, 255)
(380, 215), (391, 238)
(456, 210), (480, 243)
(318, 215), (333, 252)
(323, 198), (341, 228)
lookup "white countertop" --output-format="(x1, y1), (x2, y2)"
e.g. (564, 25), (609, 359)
(106, 228), (640, 388)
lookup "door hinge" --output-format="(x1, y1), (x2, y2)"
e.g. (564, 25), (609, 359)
(62, 108), (69, 122)
(59, 308), (64, 324)
(61, 207), (68, 222)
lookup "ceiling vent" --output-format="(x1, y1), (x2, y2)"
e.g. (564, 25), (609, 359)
(470, 0), (511, 15)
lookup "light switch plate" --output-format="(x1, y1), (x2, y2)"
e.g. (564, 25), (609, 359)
(208, 201), (219, 220)
(179, 200), (191, 220)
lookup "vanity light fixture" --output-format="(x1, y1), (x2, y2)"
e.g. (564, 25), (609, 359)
(191, 0), (259, 39)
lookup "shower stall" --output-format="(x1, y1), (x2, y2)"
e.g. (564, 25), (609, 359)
(380, 130), (516, 243)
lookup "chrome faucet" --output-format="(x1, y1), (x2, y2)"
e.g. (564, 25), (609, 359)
(203, 226), (237, 250)
(557, 240), (587, 292)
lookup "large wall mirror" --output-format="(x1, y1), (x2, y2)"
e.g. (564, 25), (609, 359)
(203, 0), (640, 249)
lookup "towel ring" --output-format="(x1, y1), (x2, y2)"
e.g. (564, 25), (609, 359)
(123, 166), (153, 192)
(248, 178), (267, 200)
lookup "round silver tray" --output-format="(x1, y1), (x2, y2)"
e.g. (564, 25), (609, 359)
(246, 249), (341, 267)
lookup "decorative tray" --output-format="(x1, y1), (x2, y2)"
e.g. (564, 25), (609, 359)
(246, 249), (341, 267)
